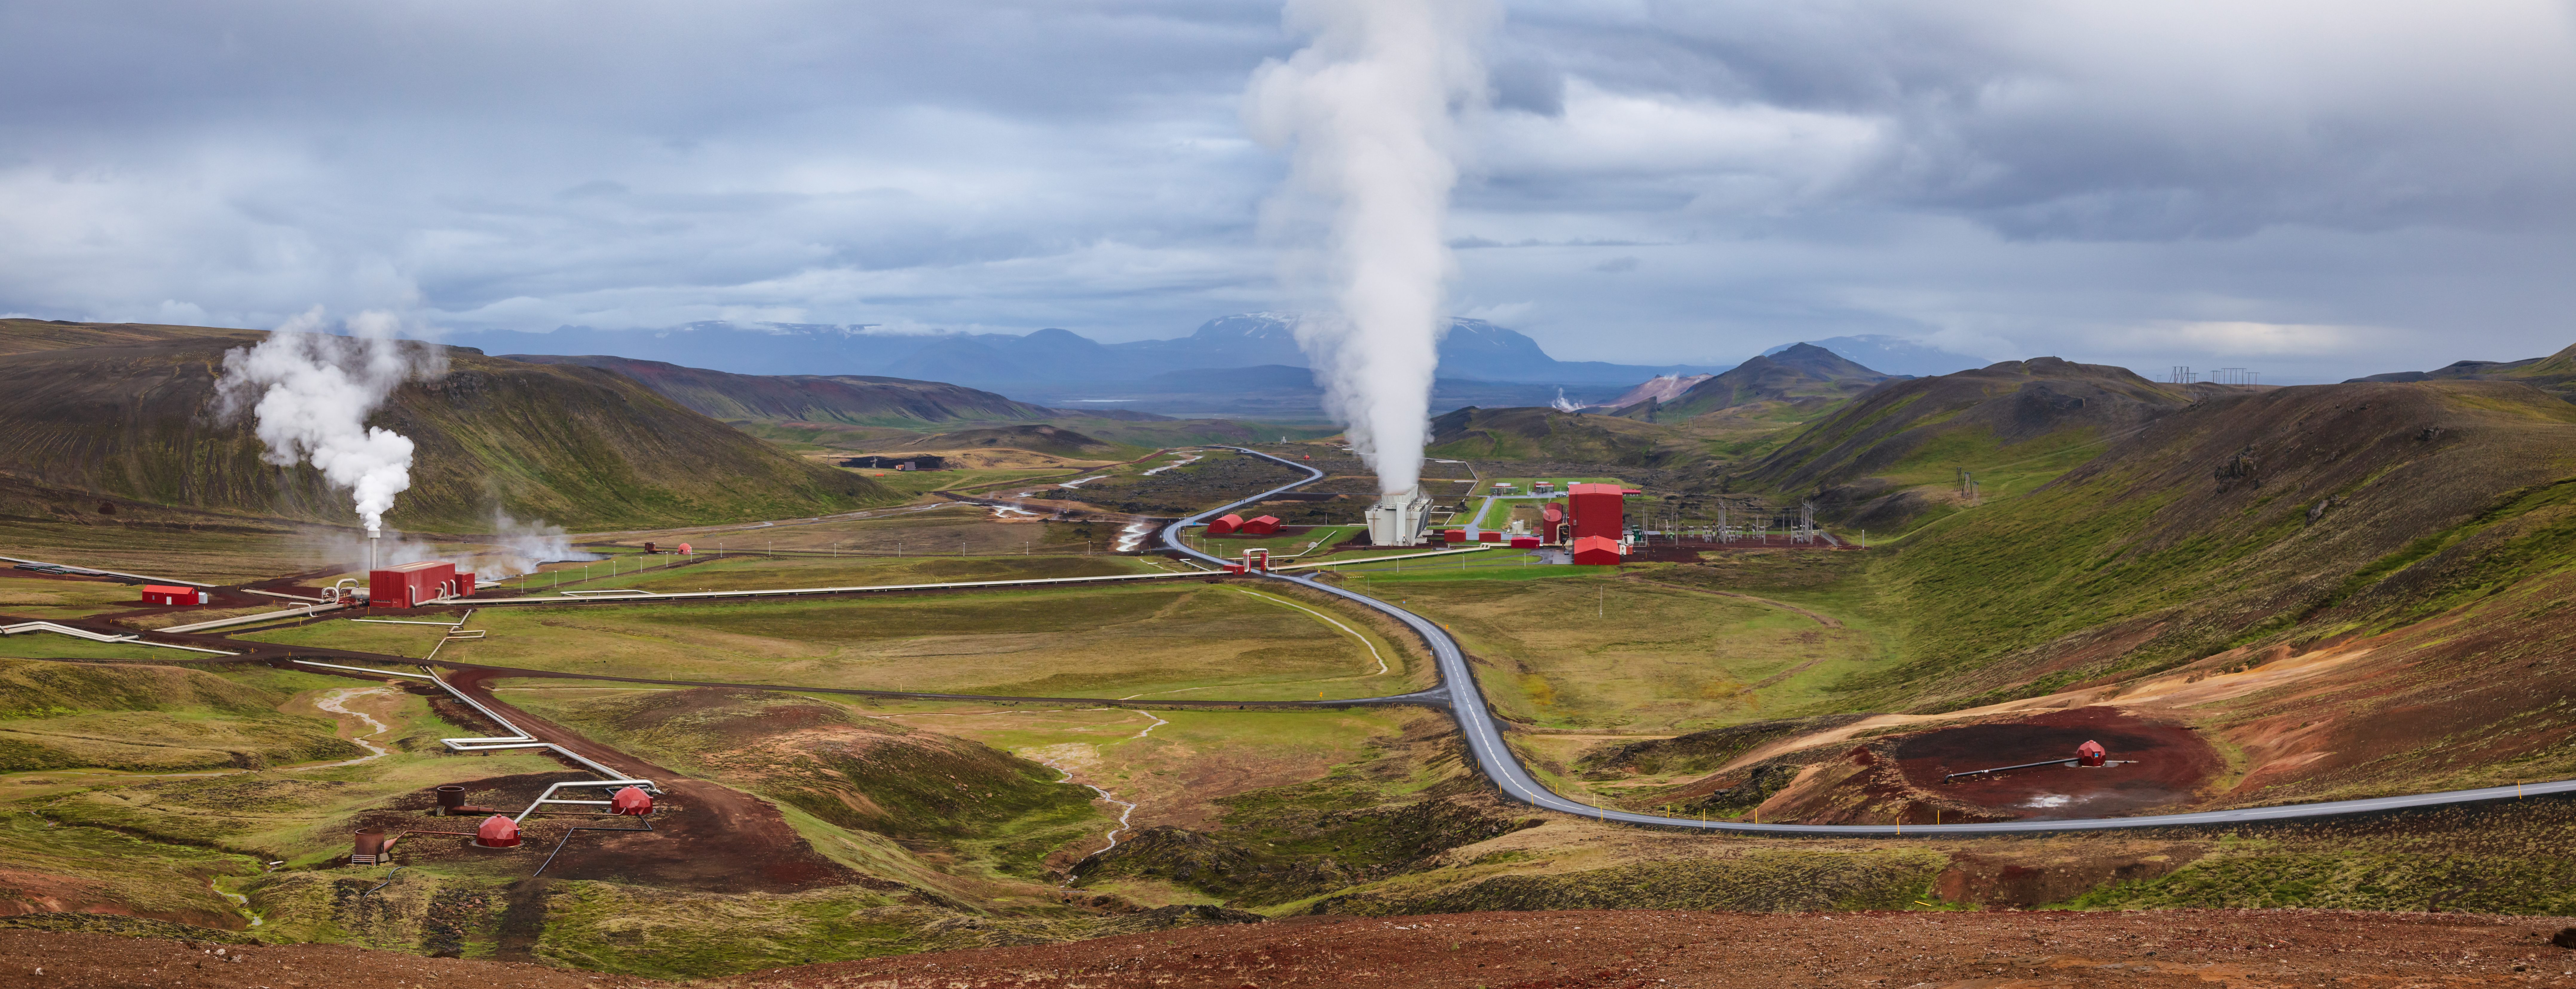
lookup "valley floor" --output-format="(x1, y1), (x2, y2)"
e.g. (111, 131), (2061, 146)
(7, 908), (2570, 988)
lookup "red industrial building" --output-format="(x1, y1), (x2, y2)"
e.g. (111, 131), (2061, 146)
(1240, 515), (1282, 535)
(1567, 484), (1626, 541)
(139, 585), (207, 606)
(369, 560), (473, 608)
(1207, 513), (1244, 535)
(1571, 535), (1624, 565)
(1477, 531), (1500, 543)
(1509, 535), (1540, 548)
(1442, 528), (1468, 543)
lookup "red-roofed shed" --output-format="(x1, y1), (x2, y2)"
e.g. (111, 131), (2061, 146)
(140, 585), (206, 606)
(1207, 513), (1243, 535)
(1571, 535), (1624, 566)
(1240, 515), (1281, 535)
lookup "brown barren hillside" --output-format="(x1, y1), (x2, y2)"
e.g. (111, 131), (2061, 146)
(0, 323), (896, 532)
(506, 353), (1062, 426)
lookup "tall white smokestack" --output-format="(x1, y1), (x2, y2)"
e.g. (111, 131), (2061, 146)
(1246, 0), (1493, 497)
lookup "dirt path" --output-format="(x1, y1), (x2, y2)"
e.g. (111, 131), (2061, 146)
(1631, 578), (1843, 628)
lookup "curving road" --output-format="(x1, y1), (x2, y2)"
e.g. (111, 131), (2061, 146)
(1166, 447), (2576, 836)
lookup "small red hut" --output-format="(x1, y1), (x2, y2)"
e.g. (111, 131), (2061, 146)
(1206, 513), (1244, 535)
(1239, 515), (1281, 535)
(2076, 740), (2107, 767)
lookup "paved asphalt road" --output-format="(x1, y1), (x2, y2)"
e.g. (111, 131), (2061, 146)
(1165, 446), (2575, 836)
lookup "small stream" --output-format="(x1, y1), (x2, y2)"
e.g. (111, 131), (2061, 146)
(1023, 709), (1171, 883)
(293, 687), (396, 770)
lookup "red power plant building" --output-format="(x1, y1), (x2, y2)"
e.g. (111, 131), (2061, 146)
(1567, 484), (1626, 540)
(369, 560), (474, 608)
(1207, 513), (1244, 535)
(139, 585), (207, 606)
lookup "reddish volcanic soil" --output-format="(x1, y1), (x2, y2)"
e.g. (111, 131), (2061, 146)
(1895, 706), (2219, 820)
(18, 909), (2575, 988)
(404, 670), (860, 893)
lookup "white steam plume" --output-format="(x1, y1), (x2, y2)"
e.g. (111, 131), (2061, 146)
(1246, 0), (1493, 496)
(480, 511), (597, 579)
(215, 306), (445, 533)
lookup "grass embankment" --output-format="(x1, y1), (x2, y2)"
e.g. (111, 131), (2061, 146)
(496, 551), (1160, 598)
(0, 659), (359, 773)
(0, 633), (209, 661)
(0, 660), (568, 943)
(264, 582), (1422, 701)
(1346, 562), (1885, 737)
(0, 574), (157, 620)
(589, 503), (1131, 558)
(501, 687), (1105, 884)
(857, 467), (1091, 499)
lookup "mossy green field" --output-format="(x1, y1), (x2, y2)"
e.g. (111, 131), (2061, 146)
(258, 582), (1425, 701)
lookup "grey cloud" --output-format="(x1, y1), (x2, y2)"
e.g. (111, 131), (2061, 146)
(0, 0), (2567, 386)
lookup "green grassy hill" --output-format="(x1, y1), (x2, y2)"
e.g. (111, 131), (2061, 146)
(0, 321), (899, 532)
(1732, 357), (2198, 530)
(1425, 406), (1677, 464)
(0, 658), (358, 771)
(1857, 379), (2576, 712)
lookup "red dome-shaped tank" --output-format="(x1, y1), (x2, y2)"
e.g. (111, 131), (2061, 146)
(609, 786), (654, 816)
(2076, 739), (2107, 767)
(474, 814), (522, 848)
(676, 542), (693, 556)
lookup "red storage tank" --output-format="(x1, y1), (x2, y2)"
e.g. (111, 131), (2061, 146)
(1240, 515), (1281, 535)
(140, 585), (204, 606)
(369, 560), (457, 608)
(1541, 504), (1566, 543)
(1477, 531), (1501, 543)
(610, 786), (655, 816)
(1207, 513), (1243, 535)
(2076, 740), (2107, 767)
(474, 814), (521, 848)
(1568, 484), (1626, 541)
(1571, 535), (1624, 566)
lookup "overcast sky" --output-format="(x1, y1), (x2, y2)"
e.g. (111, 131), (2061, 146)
(5, 0), (2573, 381)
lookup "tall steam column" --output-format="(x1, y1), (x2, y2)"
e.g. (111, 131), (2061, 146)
(1366, 488), (1433, 547)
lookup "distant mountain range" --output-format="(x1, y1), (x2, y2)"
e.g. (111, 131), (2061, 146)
(447, 315), (1728, 416)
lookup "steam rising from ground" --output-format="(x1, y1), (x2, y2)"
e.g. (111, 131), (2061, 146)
(216, 307), (444, 532)
(479, 512), (595, 579)
(319, 513), (594, 582)
(1246, 0), (1492, 496)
